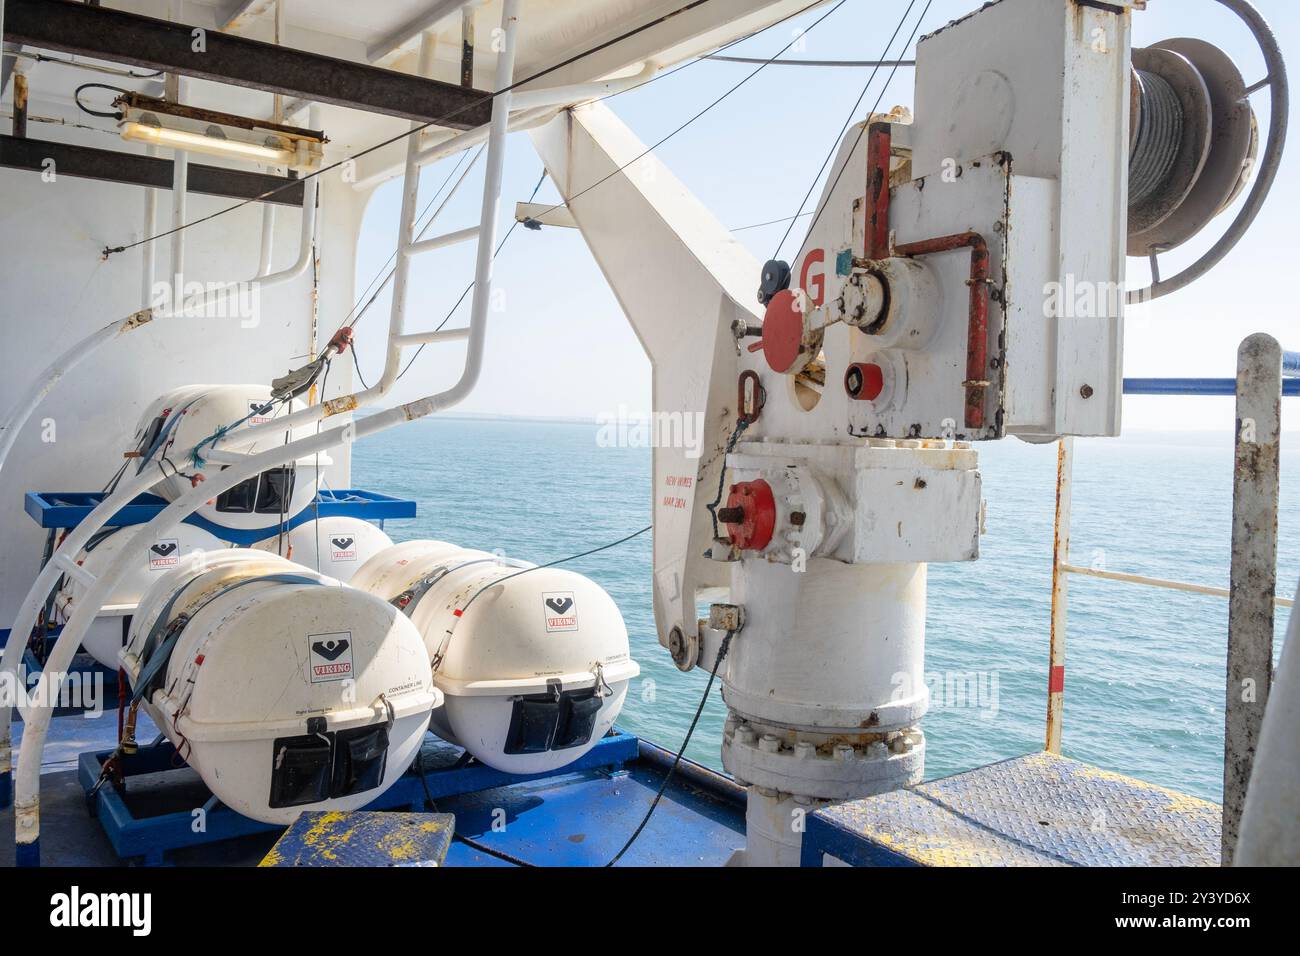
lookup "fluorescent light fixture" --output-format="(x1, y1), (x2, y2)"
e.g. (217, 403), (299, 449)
(120, 120), (297, 165)
(115, 94), (325, 171)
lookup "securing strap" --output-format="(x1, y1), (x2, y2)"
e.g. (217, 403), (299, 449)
(135, 395), (203, 476)
(389, 558), (497, 618)
(132, 572), (326, 704)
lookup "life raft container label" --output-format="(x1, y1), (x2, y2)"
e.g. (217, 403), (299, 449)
(308, 632), (354, 683)
(148, 539), (180, 570)
(329, 536), (357, 562)
(542, 592), (578, 632)
(247, 399), (272, 425)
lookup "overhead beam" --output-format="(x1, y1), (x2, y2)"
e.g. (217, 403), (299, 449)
(3, 0), (493, 129)
(0, 134), (306, 205)
(367, 0), (475, 63)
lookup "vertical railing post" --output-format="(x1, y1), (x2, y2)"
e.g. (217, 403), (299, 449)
(1224, 333), (1282, 864)
(1046, 436), (1074, 753)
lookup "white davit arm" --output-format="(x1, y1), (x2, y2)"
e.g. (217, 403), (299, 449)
(528, 101), (762, 659)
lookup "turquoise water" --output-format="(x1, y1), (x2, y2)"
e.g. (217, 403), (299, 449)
(352, 417), (1297, 803)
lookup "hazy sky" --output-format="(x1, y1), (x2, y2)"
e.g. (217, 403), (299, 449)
(350, 0), (1299, 434)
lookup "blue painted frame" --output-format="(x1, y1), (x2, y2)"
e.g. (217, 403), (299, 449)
(799, 813), (918, 867)
(77, 731), (641, 866)
(23, 488), (417, 546)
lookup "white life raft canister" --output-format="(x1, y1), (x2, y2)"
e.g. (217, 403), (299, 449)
(253, 516), (394, 583)
(123, 549), (438, 824)
(353, 540), (639, 775)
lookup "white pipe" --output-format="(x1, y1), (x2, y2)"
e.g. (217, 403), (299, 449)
(8, 0), (522, 861)
(141, 146), (158, 308)
(506, 63), (658, 113)
(413, 104), (557, 170)
(272, 0), (285, 124)
(51, 553), (95, 590)
(257, 204), (277, 276)
(0, 311), (154, 478)
(393, 328), (470, 347)
(371, 33), (440, 408)
(169, 77), (188, 299)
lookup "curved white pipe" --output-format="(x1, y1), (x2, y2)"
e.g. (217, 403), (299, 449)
(9, 5), (521, 859)
(0, 140), (319, 481)
(0, 465), (160, 813)
(0, 313), (153, 476)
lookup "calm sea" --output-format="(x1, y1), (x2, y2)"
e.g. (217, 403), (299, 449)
(352, 417), (1297, 803)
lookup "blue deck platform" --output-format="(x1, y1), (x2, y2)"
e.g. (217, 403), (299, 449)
(1, 709), (746, 867)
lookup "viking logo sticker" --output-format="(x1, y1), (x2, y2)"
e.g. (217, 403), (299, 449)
(542, 592), (578, 632)
(308, 632), (353, 683)
(148, 539), (180, 570)
(329, 536), (357, 562)
(247, 399), (272, 425)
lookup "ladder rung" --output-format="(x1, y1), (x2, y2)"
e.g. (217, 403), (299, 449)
(404, 226), (480, 257)
(394, 327), (471, 348)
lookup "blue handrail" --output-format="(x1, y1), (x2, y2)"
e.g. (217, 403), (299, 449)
(1125, 376), (1300, 397)
(1124, 350), (1300, 396)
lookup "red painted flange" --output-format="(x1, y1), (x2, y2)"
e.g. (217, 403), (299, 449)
(723, 479), (777, 551)
(757, 289), (807, 374)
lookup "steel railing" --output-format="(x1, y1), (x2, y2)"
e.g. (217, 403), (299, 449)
(1045, 336), (1299, 864)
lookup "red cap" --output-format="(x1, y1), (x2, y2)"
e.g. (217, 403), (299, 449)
(845, 362), (885, 401)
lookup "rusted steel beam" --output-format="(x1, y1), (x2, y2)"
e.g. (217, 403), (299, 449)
(1045, 436), (1074, 754)
(864, 121), (892, 261)
(3, 0), (493, 129)
(0, 134), (306, 205)
(1224, 332), (1283, 864)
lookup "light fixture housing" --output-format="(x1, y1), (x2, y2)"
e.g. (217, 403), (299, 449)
(115, 93), (325, 171)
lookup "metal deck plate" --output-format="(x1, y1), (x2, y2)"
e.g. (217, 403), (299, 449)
(261, 811), (456, 867)
(803, 752), (1221, 867)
